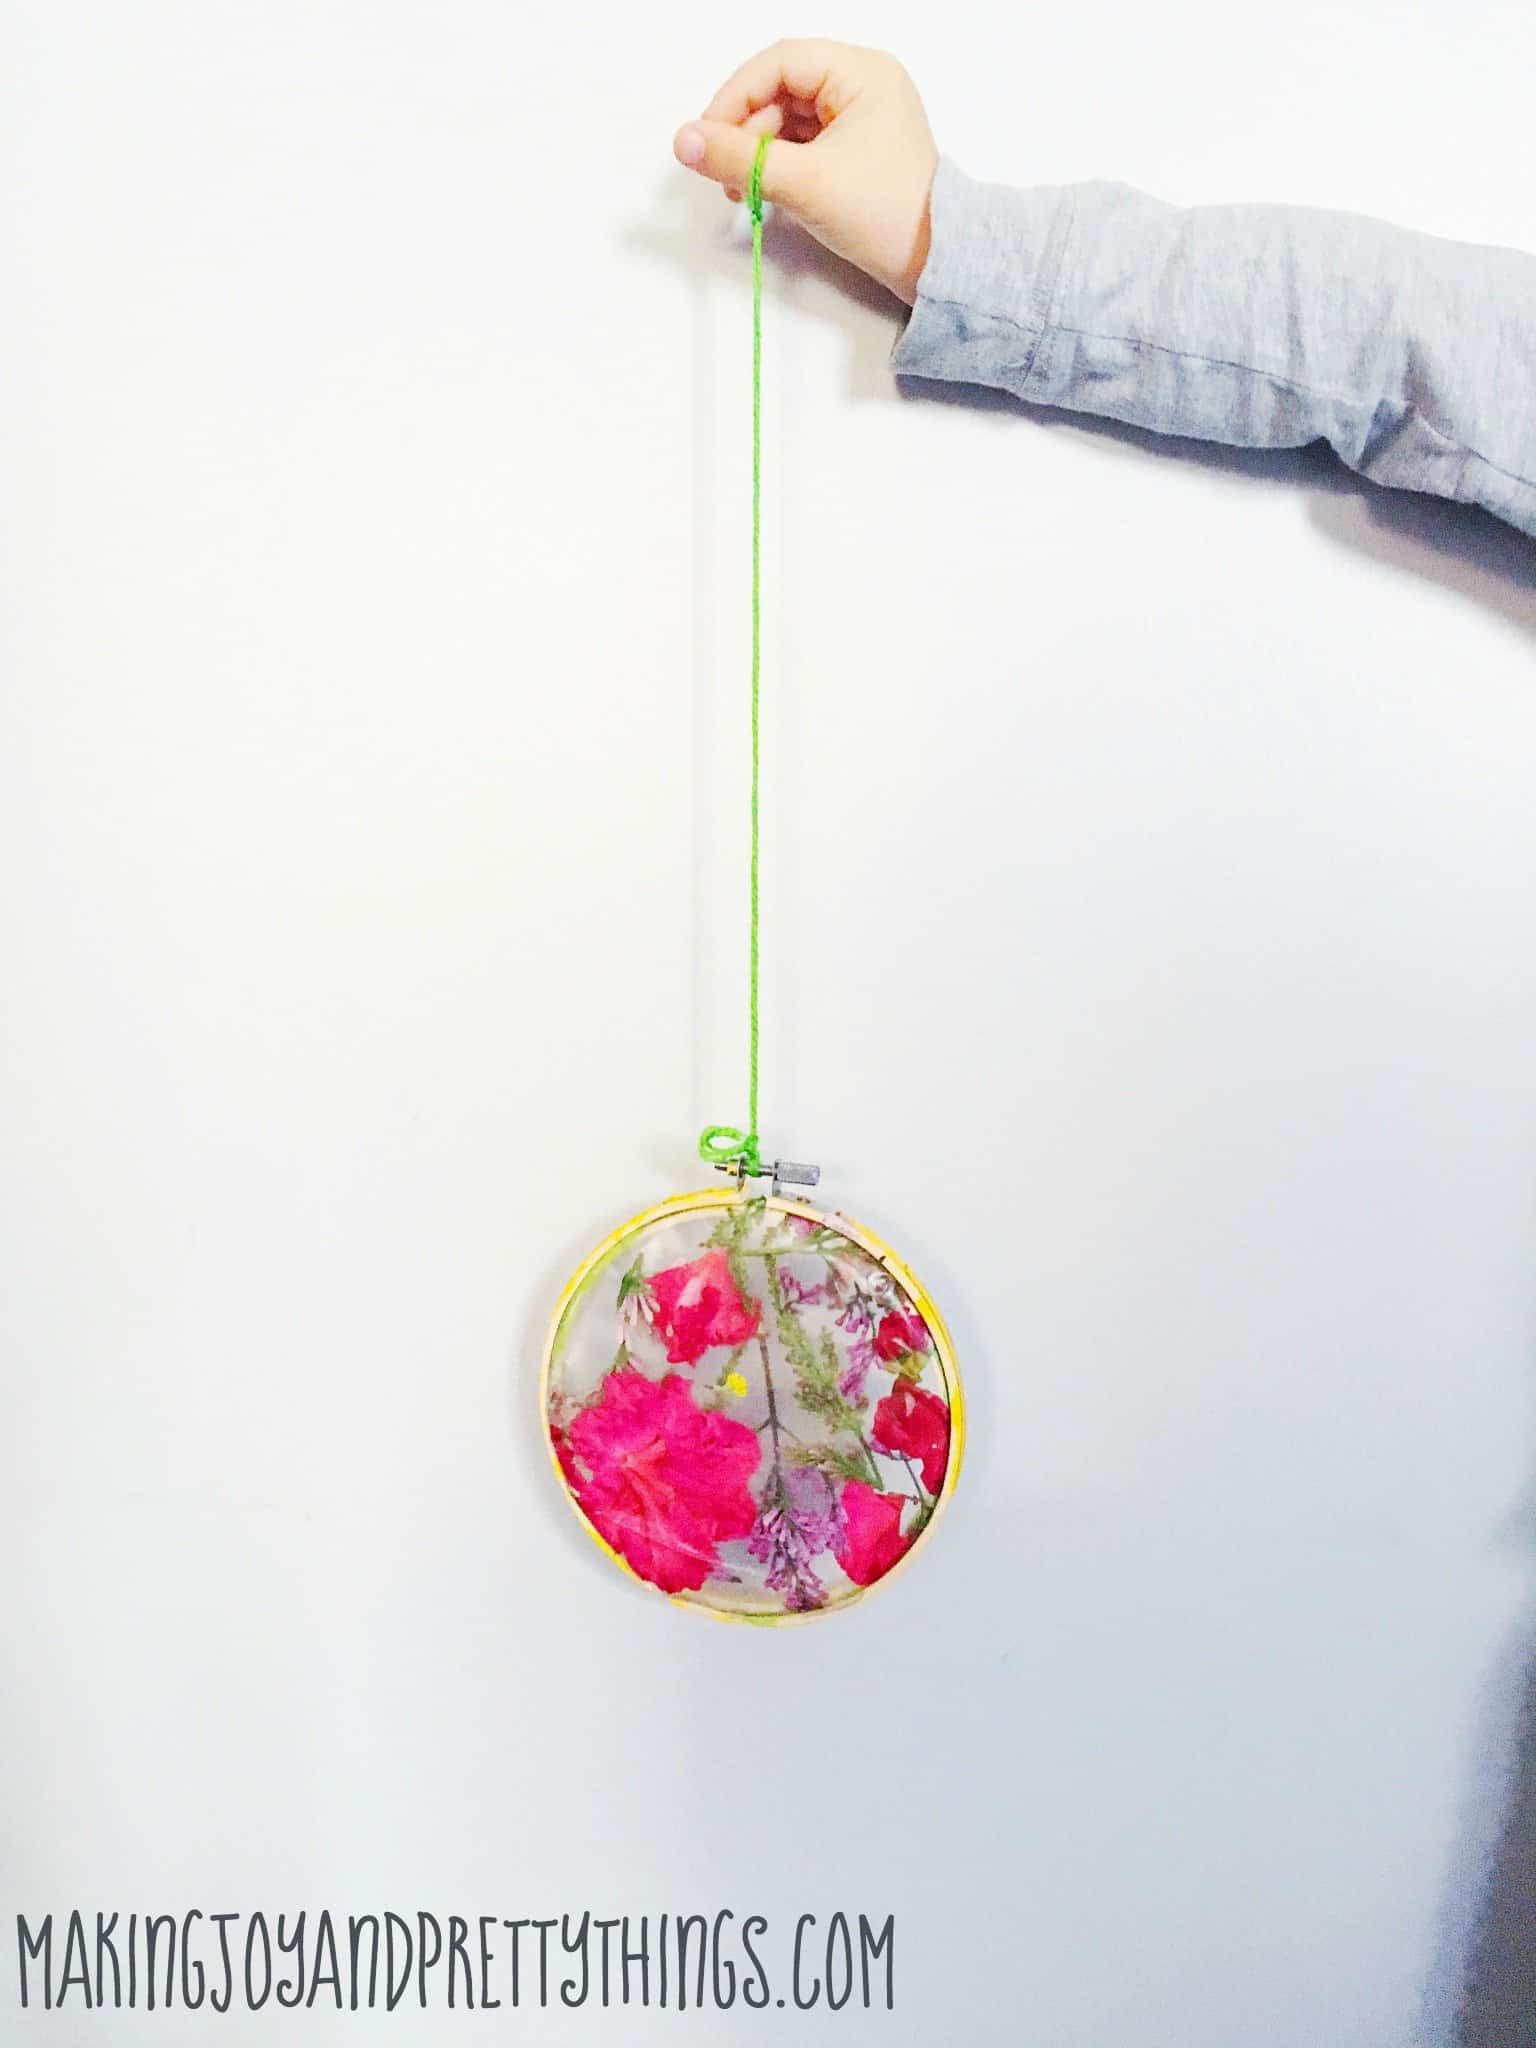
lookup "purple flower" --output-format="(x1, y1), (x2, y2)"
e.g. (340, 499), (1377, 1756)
(835, 1298), (877, 1400)
(779, 1267), (828, 1309)
(837, 1333), (878, 1403)
(748, 1466), (846, 1612)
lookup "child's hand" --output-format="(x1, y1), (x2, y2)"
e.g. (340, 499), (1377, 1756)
(673, 41), (938, 305)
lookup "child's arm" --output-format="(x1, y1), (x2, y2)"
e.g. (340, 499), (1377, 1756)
(675, 41), (1536, 539)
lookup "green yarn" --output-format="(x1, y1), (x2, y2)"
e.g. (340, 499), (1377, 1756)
(698, 133), (771, 1182)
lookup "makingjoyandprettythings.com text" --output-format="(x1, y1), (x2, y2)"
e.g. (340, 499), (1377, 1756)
(15, 1908), (897, 2016)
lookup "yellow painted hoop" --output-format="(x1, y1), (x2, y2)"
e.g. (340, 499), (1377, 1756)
(539, 1186), (965, 1626)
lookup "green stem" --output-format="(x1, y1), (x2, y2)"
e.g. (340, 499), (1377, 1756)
(855, 1431), (886, 1490)
(858, 1430), (928, 1512)
(894, 1447), (927, 1499)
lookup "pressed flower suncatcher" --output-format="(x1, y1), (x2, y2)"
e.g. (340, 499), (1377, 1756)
(539, 138), (964, 1620)
(542, 1189), (963, 1620)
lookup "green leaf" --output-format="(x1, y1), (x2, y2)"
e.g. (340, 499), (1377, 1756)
(786, 1441), (872, 1486)
(615, 1256), (650, 1306)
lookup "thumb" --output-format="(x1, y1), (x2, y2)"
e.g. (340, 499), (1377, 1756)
(674, 122), (810, 210)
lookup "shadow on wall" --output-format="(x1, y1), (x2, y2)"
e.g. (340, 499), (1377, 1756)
(890, 381), (1536, 2044)
(1442, 1606), (1536, 2047)
(885, 372), (1536, 2048)
(897, 375), (1536, 2045)
(894, 374), (1536, 645)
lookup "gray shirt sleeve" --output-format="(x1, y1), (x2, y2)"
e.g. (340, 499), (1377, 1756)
(891, 156), (1536, 539)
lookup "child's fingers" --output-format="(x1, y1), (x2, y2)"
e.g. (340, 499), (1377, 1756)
(673, 116), (809, 209)
(718, 103), (780, 204)
(674, 45), (933, 301)
(700, 39), (858, 128)
(674, 103), (776, 177)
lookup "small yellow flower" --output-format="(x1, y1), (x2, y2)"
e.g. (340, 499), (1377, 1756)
(723, 1371), (748, 1398)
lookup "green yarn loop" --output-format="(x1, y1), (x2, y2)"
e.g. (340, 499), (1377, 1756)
(698, 132), (771, 1181)
(698, 1125), (763, 1176)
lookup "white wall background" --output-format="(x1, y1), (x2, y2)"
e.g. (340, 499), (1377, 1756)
(4, 5), (1536, 2043)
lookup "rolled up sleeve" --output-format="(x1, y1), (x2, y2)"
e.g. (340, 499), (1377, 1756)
(892, 156), (1536, 539)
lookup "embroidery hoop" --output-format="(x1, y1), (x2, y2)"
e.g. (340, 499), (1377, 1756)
(540, 1186), (965, 1625)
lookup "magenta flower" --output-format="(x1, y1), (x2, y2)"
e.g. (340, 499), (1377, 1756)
(833, 1481), (914, 1587)
(874, 1306), (931, 1365)
(565, 1369), (761, 1593)
(872, 1380), (950, 1494)
(647, 1250), (761, 1366)
(549, 1422), (580, 1488)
